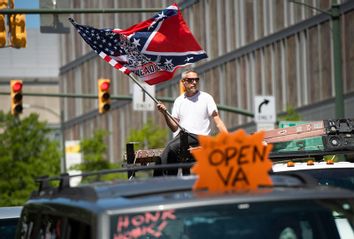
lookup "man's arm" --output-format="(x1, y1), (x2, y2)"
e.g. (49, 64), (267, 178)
(212, 111), (228, 133)
(157, 103), (179, 132)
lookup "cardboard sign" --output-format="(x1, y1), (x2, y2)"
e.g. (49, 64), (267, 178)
(191, 130), (273, 192)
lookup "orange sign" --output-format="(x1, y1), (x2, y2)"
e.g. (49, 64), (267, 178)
(191, 129), (273, 192)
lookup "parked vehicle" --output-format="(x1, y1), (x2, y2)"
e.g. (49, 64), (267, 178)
(273, 160), (354, 191)
(0, 206), (22, 239)
(15, 166), (354, 239)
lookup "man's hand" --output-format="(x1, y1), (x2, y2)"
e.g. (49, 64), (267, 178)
(156, 102), (167, 113)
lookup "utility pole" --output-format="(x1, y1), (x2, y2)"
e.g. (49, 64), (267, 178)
(331, 2), (344, 118)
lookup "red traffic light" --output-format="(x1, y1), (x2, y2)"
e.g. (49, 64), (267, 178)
(100, 81), (110, 91)
(12, 81), (22, 92)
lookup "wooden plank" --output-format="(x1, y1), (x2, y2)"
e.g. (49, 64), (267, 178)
(264, 121), (325, 143)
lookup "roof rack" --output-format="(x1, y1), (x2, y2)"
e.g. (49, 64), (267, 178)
(32, 163), (195, 197)
(124, 119), (354, 166)
(265, 118), (354, 161)
(31, 162), (325, 202)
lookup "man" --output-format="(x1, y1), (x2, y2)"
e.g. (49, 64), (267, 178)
(155, 69), (228, 176)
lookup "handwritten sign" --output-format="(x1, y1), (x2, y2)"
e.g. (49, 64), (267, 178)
(113, 210), (176, 239)
(191, 129), (273, 192)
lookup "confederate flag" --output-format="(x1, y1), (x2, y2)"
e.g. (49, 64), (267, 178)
(69, 3), (208, 85)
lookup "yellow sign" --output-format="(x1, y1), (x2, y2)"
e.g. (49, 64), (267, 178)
(65, 144), (80, 153)
(191, 130), (273, 192)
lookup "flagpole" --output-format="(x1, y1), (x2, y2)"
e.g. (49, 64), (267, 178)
(128, 73), (185, 131)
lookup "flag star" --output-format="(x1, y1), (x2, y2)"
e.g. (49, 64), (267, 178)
(156, 12), (166, 20)
(164, 59), (173, 65)
(185, 57), (194, 62)
(132, 38), (141, 47)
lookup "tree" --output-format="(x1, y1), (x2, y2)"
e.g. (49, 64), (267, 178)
(278, 105), (302, 122)
(0, 112), (61, 206)
(71, 130), (124, 181)
(127, 118), (168, 150)
(73, 130), (112, 172)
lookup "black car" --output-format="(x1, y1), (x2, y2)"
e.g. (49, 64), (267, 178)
(0, 206), (22, 239)
(15, 166), (354, 239)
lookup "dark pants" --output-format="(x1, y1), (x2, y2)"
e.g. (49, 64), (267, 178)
(153, 131), (199, 176)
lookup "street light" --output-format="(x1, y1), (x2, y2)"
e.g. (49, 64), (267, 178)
(290, 0), (344, 119)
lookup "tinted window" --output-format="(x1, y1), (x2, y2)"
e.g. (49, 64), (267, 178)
(110, 199), (354, 239)
(17, 209), (91, 239)
(302, 169), (354, 191)
(0, 218), (19, 239)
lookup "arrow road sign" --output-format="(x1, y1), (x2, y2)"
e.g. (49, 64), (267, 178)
(254, 96), (276, 123)
(258, 98), (269, 113)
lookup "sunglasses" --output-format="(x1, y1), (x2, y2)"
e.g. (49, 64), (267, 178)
(184, 78), (199, 83)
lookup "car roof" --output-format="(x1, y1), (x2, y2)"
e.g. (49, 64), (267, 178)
(26, 173), (354, 215)
(272, 161), (354, 172)
(0, 206), (23, 219)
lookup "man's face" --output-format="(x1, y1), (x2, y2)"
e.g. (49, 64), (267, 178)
(183, 72), (199, 95)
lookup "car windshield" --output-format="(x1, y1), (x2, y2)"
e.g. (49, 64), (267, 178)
(110, 199), (354, 239)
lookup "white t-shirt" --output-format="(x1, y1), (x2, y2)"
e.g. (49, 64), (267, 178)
(171, 91), (218, 135)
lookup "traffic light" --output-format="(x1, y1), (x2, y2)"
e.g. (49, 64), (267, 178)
(98, 79), (111, 114)
(0, 0), (7, 48)
(10, 14), (26, 48)
(10, 79), (23, 115)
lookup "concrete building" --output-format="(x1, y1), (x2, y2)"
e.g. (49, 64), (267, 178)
(59, 0), (354, 163)
(0, 29), (60, 127)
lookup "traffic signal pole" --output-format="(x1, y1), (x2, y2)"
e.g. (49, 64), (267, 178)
(0, 91), (254, 117)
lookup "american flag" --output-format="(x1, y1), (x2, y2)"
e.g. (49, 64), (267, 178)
(70, 3), (208, 85)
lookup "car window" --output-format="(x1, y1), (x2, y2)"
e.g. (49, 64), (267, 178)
(110, 199), (354, 239)
(0, 218), (19, 239)
(17, 209), (91, 239)
(303, 168), (354, 191)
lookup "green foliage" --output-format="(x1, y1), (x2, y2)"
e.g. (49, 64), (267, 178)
(127, 118), (168, 150)
(278, 105), (302, 122)
(71, 130), (124, 182)
(0, 112), (61, 206)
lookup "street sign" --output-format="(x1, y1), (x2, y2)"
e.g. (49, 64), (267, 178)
(254, 95), (276, 123)
(256, 122), (275, 131)
(65, 140), (82, 186)
(133, 83), (155, 111)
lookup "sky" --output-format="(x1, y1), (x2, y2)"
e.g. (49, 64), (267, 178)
(16, 0), (40, 28)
